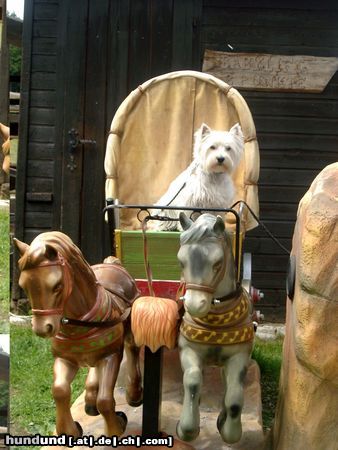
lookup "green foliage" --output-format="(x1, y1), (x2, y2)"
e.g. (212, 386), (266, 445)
(252, 337), (283, 430)
(10, 325), (88, 440)
(9, 44), (22, 77)
(0, 208), (9, 333)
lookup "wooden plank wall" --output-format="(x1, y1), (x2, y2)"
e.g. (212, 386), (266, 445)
(202, 0), (338, 318)
(0, 0), (9, 125)
(16, 0), (59, 244)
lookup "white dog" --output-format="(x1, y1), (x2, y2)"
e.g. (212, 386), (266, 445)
(151, 123), (244, 230)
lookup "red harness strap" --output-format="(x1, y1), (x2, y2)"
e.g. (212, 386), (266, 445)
(30, 254), (131, 329)
(184, 238), (228, 298)
(30, 254), (73, 317)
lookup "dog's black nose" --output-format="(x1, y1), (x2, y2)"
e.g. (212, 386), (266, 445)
(217, 156), (225, 164)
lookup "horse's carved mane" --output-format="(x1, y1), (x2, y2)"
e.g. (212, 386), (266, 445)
(18, 231), (96, 284)
(180, 214), (232, 248)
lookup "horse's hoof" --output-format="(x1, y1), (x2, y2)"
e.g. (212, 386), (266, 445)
(218, 417), (242, 444)
(74, 421), (83, 437)
(116, 411), (128, 433)
(217, 409), (227, 432)
(85, 404), (100, 416)
(126, 389), (143, 407)
(176, 421), (199, 442)
(128, 397), (143, 407)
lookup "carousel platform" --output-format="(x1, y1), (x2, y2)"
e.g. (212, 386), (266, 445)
(42, 348), (264, 450)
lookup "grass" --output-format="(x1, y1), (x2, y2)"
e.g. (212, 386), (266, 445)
(252, 337), (283, 431)
(10, 324), (88, 448)
(0, 207), (9, 333)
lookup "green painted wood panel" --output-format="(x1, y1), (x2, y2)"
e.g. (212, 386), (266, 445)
(116, 230), (181, 280)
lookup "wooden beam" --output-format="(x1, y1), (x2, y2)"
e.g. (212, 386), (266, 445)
(0, 0), (9, 124)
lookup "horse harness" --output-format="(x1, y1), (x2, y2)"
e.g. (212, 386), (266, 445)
(30, 255), (73, 317)
(181, 236), (254, 346)
(29, 253), (133, 328)
(180, 287), (254, 345)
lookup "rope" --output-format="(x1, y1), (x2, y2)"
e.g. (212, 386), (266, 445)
(166, 182), (186, 206)
(231, 200), (290, 255)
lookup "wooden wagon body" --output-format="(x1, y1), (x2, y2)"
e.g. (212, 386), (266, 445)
(104, 70), (260, 296)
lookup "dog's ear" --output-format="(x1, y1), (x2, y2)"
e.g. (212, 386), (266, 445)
(213, 216), (225, 236)
(179, 212), (193, 231)
(200, 123), (211, 138)
(229, 123), (243, 138)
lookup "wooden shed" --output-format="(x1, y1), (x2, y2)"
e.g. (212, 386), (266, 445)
(15, 0), (338, 319)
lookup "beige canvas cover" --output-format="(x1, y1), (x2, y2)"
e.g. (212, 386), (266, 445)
(105, 70), (259, 231)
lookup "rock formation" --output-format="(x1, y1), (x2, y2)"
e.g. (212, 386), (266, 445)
(271, 163), (338, 450)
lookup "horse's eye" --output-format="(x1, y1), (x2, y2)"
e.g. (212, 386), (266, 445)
(213, 261), (222, 272)
(53, 283), (62, 293)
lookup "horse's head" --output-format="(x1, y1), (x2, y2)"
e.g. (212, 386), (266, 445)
(177, 213), (235, 318)
(14, 237), (72, 338)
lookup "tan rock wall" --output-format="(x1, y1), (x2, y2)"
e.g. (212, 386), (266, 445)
(271, 163), (338, 450)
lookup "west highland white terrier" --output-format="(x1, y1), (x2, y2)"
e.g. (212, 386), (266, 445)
(151, 123), (244, 231)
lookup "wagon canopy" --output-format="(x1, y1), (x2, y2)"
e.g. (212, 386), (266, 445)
(105, 70), (259, 231)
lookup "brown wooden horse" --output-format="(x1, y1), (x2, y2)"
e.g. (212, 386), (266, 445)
(14, 231), (143, 437)
(0, 123), (10, 175)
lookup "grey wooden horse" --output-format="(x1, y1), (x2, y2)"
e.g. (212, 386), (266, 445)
(177, 213), (254, 443)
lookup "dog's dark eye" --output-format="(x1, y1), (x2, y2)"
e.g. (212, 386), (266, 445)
(225, 146), (232, 152)
(210, 145), (217, 150)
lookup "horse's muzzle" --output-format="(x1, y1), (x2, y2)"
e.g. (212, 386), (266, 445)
(32, 316), (60, 338)
(184, 291), (211, 318)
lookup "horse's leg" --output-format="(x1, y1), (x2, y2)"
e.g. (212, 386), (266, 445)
(124, 327), (143, 406)
(52, 357), (81, 436)
(177, 342), (203, 441)
(218, 352), (250, 444)
(84, 367), (99, 416)
(96, 353), (127, 436)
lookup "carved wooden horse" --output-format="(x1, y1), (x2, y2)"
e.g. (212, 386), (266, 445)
(14, 232), (143, 437)
(0, 123), (10, 175)
(177, 213), (254, 444)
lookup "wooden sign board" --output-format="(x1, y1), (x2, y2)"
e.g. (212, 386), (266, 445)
(203, 50), (338, 93)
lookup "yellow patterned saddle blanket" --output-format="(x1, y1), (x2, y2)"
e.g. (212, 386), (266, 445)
(180, 288), (254, 345)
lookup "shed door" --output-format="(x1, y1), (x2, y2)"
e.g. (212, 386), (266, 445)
(58, 0), (112, 263)
(57, 0), (201, 263)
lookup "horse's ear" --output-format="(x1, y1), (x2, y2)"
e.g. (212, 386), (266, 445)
(13, 238), (29, 256)
(44, 244), (58, 261)
(214, 216), (225, 236)
(179, 212), (193, 231)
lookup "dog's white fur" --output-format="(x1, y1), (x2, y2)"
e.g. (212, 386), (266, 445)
(151, 123), (244, 230)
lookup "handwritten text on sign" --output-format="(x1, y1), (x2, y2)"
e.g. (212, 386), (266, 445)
(203, 50), (338, 93)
